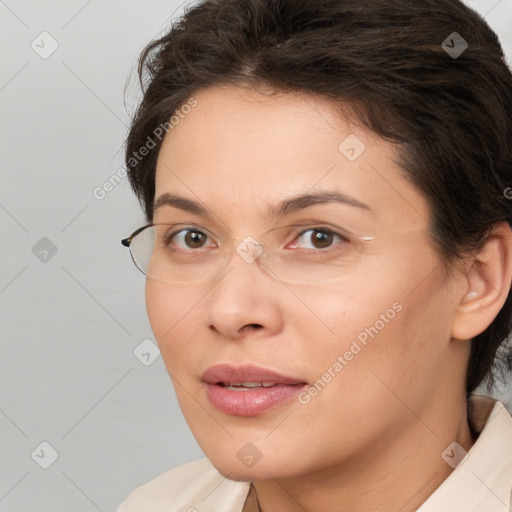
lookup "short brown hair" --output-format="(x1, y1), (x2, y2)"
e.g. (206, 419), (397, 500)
(125, 0), (512, 394)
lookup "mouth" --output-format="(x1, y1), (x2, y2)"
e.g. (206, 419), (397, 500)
(217, 381), (284, 390)
(201, 364), (308, 416)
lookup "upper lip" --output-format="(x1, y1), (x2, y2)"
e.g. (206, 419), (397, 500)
(201, 363), (307, 385)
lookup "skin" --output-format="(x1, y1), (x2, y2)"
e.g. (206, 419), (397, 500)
(145, 84), (512, 512)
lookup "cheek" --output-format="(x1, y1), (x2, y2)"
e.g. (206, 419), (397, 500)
(145, 280), (201, 364)
(145, 280), (173, 340)
(295, 250), (450, 395)
(287, 271), (405, 355)
(273, 282), (446, 459)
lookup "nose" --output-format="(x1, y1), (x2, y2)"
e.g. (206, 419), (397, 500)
(204, 245), (284, 340)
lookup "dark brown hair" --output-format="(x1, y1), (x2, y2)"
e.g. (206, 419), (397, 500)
(125, 0), (512, 394)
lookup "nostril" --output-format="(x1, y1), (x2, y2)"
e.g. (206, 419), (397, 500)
(208, 323), (264, 337)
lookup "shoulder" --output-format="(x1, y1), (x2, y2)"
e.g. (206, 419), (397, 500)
(117, 458), (250, 512)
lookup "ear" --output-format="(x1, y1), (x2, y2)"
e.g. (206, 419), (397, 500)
(451, 222), (512, 341)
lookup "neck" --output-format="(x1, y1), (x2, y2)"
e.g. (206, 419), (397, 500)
(250, 397), (475, 512)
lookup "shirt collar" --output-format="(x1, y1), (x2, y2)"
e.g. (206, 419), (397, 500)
(417, 395), (512, 512)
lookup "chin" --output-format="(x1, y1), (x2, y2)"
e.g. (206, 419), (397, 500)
(207, 457), (277, 482)
(215, 465), (261, 482)
(202, 442), (305, 482)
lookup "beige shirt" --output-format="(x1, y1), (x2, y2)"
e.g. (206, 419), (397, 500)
(117, 395), (512, 512)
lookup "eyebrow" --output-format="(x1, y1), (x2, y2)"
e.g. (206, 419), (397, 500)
(270, 190), (373, 217)
(154, 193), (208, 216)
(153, 190), (374, 218)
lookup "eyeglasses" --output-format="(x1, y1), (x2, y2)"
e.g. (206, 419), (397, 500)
(121, 221), (378, 285)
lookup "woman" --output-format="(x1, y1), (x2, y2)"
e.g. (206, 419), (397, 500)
(118, 0), (512, 510)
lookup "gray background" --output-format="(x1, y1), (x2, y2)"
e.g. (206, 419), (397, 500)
(1, 1), (511, 511)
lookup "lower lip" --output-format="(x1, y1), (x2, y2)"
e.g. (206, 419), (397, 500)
(204, 383), (307, 416)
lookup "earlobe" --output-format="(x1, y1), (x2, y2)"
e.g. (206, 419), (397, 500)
(451, 222), (512, 340)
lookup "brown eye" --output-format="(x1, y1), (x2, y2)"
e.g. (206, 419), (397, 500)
(291, 228), (343, 250)
(184, 230), (207, 248)
(170, 229), (211, 249)
(311, 230), (334, 248)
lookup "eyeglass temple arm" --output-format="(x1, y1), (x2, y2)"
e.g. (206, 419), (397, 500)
(121, 224), (154, 248)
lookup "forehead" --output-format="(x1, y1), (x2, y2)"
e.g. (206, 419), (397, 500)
(154, 84), (430, 231)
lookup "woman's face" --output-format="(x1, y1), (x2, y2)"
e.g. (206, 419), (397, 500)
(146, 84), (468, 480)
